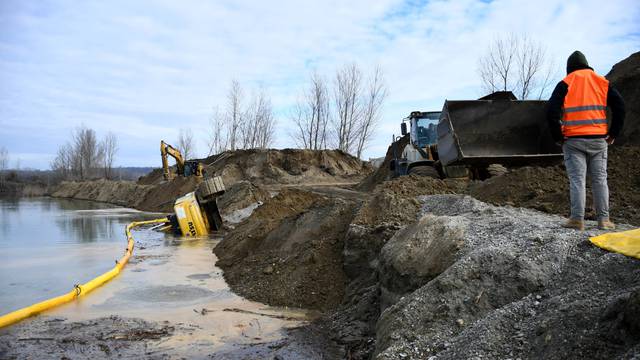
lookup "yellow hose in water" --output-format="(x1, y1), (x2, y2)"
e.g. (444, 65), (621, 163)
(0, 217), (168, 329)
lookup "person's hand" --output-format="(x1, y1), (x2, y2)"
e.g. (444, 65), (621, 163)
(605, 135), (615, 145)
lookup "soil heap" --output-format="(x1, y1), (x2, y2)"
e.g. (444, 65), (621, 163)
(606, 51), (640, 145)
(139, 148), (372, 187)
(358, 134), (409, 192)
(469, 145), (640, 226)
(53, 149), (372, 214)
(214, 188), (358, 311)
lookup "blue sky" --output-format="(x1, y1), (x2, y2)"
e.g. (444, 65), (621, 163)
(1, 0), (638, 169)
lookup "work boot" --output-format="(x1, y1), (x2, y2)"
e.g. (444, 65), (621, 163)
(598, 218), (616, 230)
(562, 218), (584, 231)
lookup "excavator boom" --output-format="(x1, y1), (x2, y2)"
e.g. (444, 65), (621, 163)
(161, 140), (196, 180)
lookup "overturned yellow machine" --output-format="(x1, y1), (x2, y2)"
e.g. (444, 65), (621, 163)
(166, 176), (226, 236)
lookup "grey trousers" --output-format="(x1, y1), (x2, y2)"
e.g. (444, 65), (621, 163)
(563, 138), (609, 220)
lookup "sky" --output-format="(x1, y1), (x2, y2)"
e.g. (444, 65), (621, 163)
(0, 0), (638, 169)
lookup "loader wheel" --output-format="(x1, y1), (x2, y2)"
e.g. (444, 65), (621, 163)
(487, 164), (508, 177)
(408, 165), (440, 179)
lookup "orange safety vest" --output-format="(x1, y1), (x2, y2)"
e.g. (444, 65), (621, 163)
(561, 69), (609, 137)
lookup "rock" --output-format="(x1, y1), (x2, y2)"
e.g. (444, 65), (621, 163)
(378, 214), (467, 310)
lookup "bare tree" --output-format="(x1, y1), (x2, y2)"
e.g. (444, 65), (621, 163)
(72, 126), (100, 179)
(250, 89), (276, 149)
(355, 66), (387, 158)
(478, 33), (519, 94)
(290, 72), (330, 150)
(177, 128), (195, 160)
(51, 143), (73, 180)
(100, 132), (118, 179)
(226, 79), (244, 151)
(478, 33), (556, 99)
(334, 63), (363, 153)
(207, 107), (228, 156)
(0, 146), (8, 184)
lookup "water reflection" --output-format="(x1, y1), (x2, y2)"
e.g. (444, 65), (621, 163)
(0, 198), (165, 313)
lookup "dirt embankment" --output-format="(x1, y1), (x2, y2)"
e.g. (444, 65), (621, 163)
(606, 51), (640, 145)
(214, 188), (358, 311)
(139, 148), (372, 187)
(357, 134), (409, 192)
(51, 148), (372, 213)
(469, 145), (640, 226)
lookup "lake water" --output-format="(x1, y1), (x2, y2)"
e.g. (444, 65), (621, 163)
(0, 197), (311, 356)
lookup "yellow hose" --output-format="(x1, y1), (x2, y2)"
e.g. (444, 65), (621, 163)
(0, 217), (168, 329)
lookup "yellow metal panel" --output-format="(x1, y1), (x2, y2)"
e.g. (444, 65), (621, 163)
(174, 192), (209, 236)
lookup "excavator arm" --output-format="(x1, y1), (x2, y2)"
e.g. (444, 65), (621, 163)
(161, 140), (185, 180)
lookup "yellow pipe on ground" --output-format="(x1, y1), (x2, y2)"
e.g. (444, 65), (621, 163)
(0, 217), (168, 329)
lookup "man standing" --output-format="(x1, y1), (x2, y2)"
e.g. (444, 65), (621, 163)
(547, 51), (625, 231)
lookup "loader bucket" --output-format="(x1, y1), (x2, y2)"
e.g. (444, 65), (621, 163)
(437, 99), (563, 167)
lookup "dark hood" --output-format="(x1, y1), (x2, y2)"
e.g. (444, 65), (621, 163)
(567, 50), (593, 74)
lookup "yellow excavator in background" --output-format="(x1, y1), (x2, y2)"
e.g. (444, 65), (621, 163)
(160, 140), (205, 181)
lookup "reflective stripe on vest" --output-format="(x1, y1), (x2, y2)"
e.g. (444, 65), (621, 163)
(561, 69), (609, 137)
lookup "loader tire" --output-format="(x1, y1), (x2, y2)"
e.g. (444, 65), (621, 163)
(487, 164), (508, 177)
(408, 165), (440, 179)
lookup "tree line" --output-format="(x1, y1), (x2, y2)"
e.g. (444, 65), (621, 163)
(173, 63), (387, 161)
(50, 126), (119, 180)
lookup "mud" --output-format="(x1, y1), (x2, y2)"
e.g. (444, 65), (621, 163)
(0, 316), (175, 359)
(470, 145), (640, 226)
(214, 188), (358, 311)
(606, 51), (639, 145)
(358, 134), (409, 192)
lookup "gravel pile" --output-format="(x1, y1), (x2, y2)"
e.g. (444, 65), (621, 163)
(374, 195), (640, 359)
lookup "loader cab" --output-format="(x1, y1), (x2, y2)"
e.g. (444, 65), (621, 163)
(402, 111), (441, 148)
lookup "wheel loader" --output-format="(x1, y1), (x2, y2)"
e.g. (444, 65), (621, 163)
(390, 91), (563, 179)
(158, 176), (226, 237)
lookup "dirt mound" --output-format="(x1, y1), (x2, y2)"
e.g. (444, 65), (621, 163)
(358, 135), (409, 192)
(606, 51), (640, 145)
(375, 195), (640, 359)
(139, 148), (372, 187)
(469, 145), (640, 226)
(136, 176), (200, 212)
(214, 188), (357, 311)
(204, 148), (372, 186)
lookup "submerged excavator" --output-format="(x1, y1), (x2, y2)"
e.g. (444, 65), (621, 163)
(160, 140), (205, 181)
(157, 176), (226, 237)
(391, 91), (563, 179)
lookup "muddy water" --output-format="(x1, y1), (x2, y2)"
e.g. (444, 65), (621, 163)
(0, 197), (314, 357)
